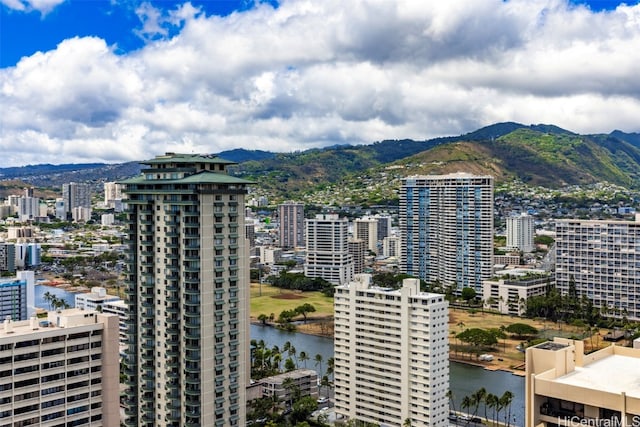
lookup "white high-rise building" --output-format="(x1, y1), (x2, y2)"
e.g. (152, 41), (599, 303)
(556, 216), (640, 320)
(120, 153), (251, 427)
(17, 195), (39, 221)
(0, 309), (120, 426)
(304, 214), (353, 285)
(383, 236), (401, 258)
(278, 202), (305, 249)
(400, 173), (494, 296)
(334, 274), (449, 426)
(507, 213), (535, 252)
(354, 217), (379, 254)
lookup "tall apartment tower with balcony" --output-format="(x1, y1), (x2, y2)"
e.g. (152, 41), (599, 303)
(507, 213), (535, 252)
(120, 153), (252, 427)
(334, 274), (449, 426)
(400, 173), (494, 296)
(555, 216), (640, 321)
(278, 202), (305, 249)
(304, 214), (353, 285)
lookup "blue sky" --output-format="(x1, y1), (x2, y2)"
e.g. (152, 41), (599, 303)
(1, 1), (279, 67)
(1, 0), (640, 166)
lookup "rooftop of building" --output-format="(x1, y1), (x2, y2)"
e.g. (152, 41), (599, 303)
(143, 152), (236, 165)
(258, 369), (318, 384)
(120, 170), (254, 185)
(534, 341), (568, 351)
(553, 354), (640, 398)
(0, 309), (114, 340)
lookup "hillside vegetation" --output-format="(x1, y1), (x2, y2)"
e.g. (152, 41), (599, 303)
(3, 123), (640, 204)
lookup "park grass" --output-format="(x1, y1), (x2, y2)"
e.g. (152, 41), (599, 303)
(449, 308), (607, 373)
(249, 283), (334, 320)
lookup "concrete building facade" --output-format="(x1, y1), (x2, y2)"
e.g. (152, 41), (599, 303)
(0, 271), (35, 321)
(526, 338), (640, 427)
(507, 213), (535, 252)
(0, 309), (120, 427)
(304, 214), (353, 285)
(278, 202), (305, 249)
(62, 182), (91, 221)
(120, 153), (252, 427)
(348, 239), (366, 275)
(334, 274), (449, 427)
(555, 217), (640, 320)
(354, 218), (379, 255)
(482, 270), (552, 316)
(400, 173), (494, 296)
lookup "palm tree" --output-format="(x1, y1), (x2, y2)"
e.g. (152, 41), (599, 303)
(471, 388), (486, 419)
(485, 393), (498, 426)
(500, 391), (514, 427)
(314, 354), (324, 378)
(326, 356), (335, 381)
(299, 351), (309, 368)
(446, 390), (456, 415)
(461, 396), (472, 420)
(43, 291), (53, 310)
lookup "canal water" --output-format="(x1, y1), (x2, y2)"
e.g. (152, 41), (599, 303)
(250, 323), (525, 427)
(34, 286), (525, 426)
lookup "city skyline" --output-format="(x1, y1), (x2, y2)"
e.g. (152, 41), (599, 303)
(2, 0), (640, 167)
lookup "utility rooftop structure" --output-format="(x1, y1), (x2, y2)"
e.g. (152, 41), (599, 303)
(119, 153), (252, 427)
(526, 338), (640, 427)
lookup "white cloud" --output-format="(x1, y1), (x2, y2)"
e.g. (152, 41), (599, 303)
(0, 0), (65, 14)
(2, 0), (640, 166)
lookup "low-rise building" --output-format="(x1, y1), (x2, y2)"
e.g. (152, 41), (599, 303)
(526, 338), (640, 427)
(483, 269), (552, 315)
(75, 287), (120, 311)
(258, 369), (319, 407)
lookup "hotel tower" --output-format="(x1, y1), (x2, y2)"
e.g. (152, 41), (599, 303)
(120, 153), (252, 427)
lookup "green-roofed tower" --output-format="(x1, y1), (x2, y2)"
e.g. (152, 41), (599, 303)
(120, 153), (252, 427)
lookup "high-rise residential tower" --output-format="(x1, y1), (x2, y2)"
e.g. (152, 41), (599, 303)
(400, 173), (494, 295)
(120, 153), (252, 427)
(304, 214), (353, 285)
(278, 201), (305, 249)
(62, 182), (91, 221)
(507, 213), (535, 252)
(334, 274), (449, 426)
(354, 217), (379, 255)
(555, 216), (640, 320)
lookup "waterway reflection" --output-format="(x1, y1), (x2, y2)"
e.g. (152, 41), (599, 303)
(250, 324), (525, 427)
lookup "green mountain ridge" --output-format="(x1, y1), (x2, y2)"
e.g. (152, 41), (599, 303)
(2, 123), (640, 204)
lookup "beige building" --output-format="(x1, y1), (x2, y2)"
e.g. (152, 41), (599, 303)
(354, 217), (379, 255)
(0, 309), (120, 426)
(526, 338), (640, 427)
(334, 274), (449, 427)
(258, 369), (319, 407)
(120, 153), (252, 427)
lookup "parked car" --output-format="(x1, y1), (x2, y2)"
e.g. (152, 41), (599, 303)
(317, 397), (329, 404)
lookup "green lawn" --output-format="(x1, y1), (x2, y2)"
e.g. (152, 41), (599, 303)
(249, 283), (334, 320)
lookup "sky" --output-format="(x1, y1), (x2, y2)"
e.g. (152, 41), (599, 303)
(1, 0), (640, 167)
